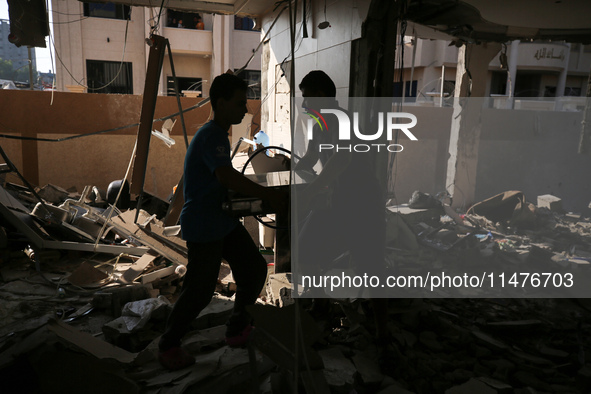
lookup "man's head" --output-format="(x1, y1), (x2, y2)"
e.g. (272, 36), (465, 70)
(299, 70), (336, 98)
(210, 73), (248, 125)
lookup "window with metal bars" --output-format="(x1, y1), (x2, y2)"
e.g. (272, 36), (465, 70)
(86, 59), (133, 94)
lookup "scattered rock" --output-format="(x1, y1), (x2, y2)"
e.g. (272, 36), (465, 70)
(318, 347), (356, 390)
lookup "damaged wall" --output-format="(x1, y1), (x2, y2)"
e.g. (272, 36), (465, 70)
(390, 106), (453, 201)
(390, 104), (591, 213)
(476, 108), (591, 213)
(162, 53), (212, 97)
(0, 90), (261, 201)
(261, 0), (371, 150)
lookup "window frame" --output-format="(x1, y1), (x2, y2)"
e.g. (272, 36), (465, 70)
(86, 59), (133, 94)
(83, 2), (131, 20)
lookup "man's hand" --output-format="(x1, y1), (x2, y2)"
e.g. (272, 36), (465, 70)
(264, 189), (289, 215)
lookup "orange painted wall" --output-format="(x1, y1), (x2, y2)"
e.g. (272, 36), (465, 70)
(0, 90), (261, 200)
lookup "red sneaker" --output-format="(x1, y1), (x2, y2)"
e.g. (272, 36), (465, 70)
(158, 347), (196, 370)
(225, 324), (254, 347)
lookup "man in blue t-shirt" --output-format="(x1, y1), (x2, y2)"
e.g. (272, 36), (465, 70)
(158, 73), (285, 370)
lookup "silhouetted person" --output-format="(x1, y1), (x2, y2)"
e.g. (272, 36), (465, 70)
(158, 73), (285, 371)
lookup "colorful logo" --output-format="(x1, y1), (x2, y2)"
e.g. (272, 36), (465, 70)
(303, 107), (329, 132)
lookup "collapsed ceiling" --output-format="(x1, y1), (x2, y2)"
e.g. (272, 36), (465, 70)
(93, 0), (591, 43)
(405, 0), (591, 44)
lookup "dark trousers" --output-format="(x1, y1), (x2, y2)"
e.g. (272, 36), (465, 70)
(159, 224), (267, 351)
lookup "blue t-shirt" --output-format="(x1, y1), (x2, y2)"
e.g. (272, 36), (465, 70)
(180, 120), (239, 242)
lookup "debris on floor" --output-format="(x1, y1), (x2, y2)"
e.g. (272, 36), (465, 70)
(1, 180), (591, 393)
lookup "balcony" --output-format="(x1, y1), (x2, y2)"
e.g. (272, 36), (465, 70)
(164, 27), (212, 55)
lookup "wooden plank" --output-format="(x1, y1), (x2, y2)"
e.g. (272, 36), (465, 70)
(43, 240), (149, 255)
(140, 265), (176, 284)
(109, 209), (187, 266)
(120, 252), (158, 283)
(130, 35), (167, 195)
(47, 319), (137, 364)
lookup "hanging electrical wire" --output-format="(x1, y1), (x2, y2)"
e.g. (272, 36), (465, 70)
(149, 0), (167, 35)
(0, 3), (292, 144)
(49, 7), (131, 91)
(386, 6), (408, 201)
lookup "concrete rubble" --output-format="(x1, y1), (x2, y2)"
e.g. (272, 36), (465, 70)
(0, 182), (590, 393)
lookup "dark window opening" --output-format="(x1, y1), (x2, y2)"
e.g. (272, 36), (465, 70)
(565, 87), (581, 96)
(544, 86), (582, 97)
(86, 60), (133, 94)
(514, 72), (542, 97)
(234, 16), (257, 31)
(490, 71), (507, 95)
(167, 76), (203, 97)
(83, 2), (130, 20)
(166, 9), (205, 29)
(235, 69), (261, 99)
(393, 80), (418, 99)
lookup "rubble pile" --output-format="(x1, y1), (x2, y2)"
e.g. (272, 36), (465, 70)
(294, 296), (591, 393)
(385, 191), (591, 298)
(0, 182), (590, 393)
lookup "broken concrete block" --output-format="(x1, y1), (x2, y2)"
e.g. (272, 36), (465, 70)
(92, 285), (152, 317)
(191, 294), (235, 330)
(538, 345), (569, 359)
(103, 302), (167, 353)
(0, 280), (58, 297)
(471, 331), (508, 351)
(445, 369), (475, 384)
(537, 194), (563, 212)
(510, 349), (553, 366)
(102, 316), (133, 344)
(120, 296), (170, 332)
(183, 325), (227, 352)
(37, 184), (70, 204)
(300, 370), (331, 394)
(444, 378), (498, 394)
(564, 212), (581, 222)
(246, 304), (323, 372)
(513, 370), (547, 391)
(419, 330), (444, 352)
(318, 347), (356, 390)
(486, 320), (541, 331)
(352, 352), (384, 385)
(377, 383), (415, 394)
(266, 273), (293, 307)
(477, 377), (512, 393)
(577, 364), (591, 390)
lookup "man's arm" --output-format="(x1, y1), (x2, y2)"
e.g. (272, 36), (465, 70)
(303, 150), (351, 196)
(293, 130), (319, 172)
(215, 165), (286, 211)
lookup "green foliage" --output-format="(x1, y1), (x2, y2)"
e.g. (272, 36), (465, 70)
(0, 57), (38, 84)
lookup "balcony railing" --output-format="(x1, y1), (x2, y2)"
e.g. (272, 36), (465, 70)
(164, 27), (212, 54)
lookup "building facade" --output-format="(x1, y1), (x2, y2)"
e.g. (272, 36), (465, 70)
(397, 38), (591, 104)
(51, 1), (261, 97)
